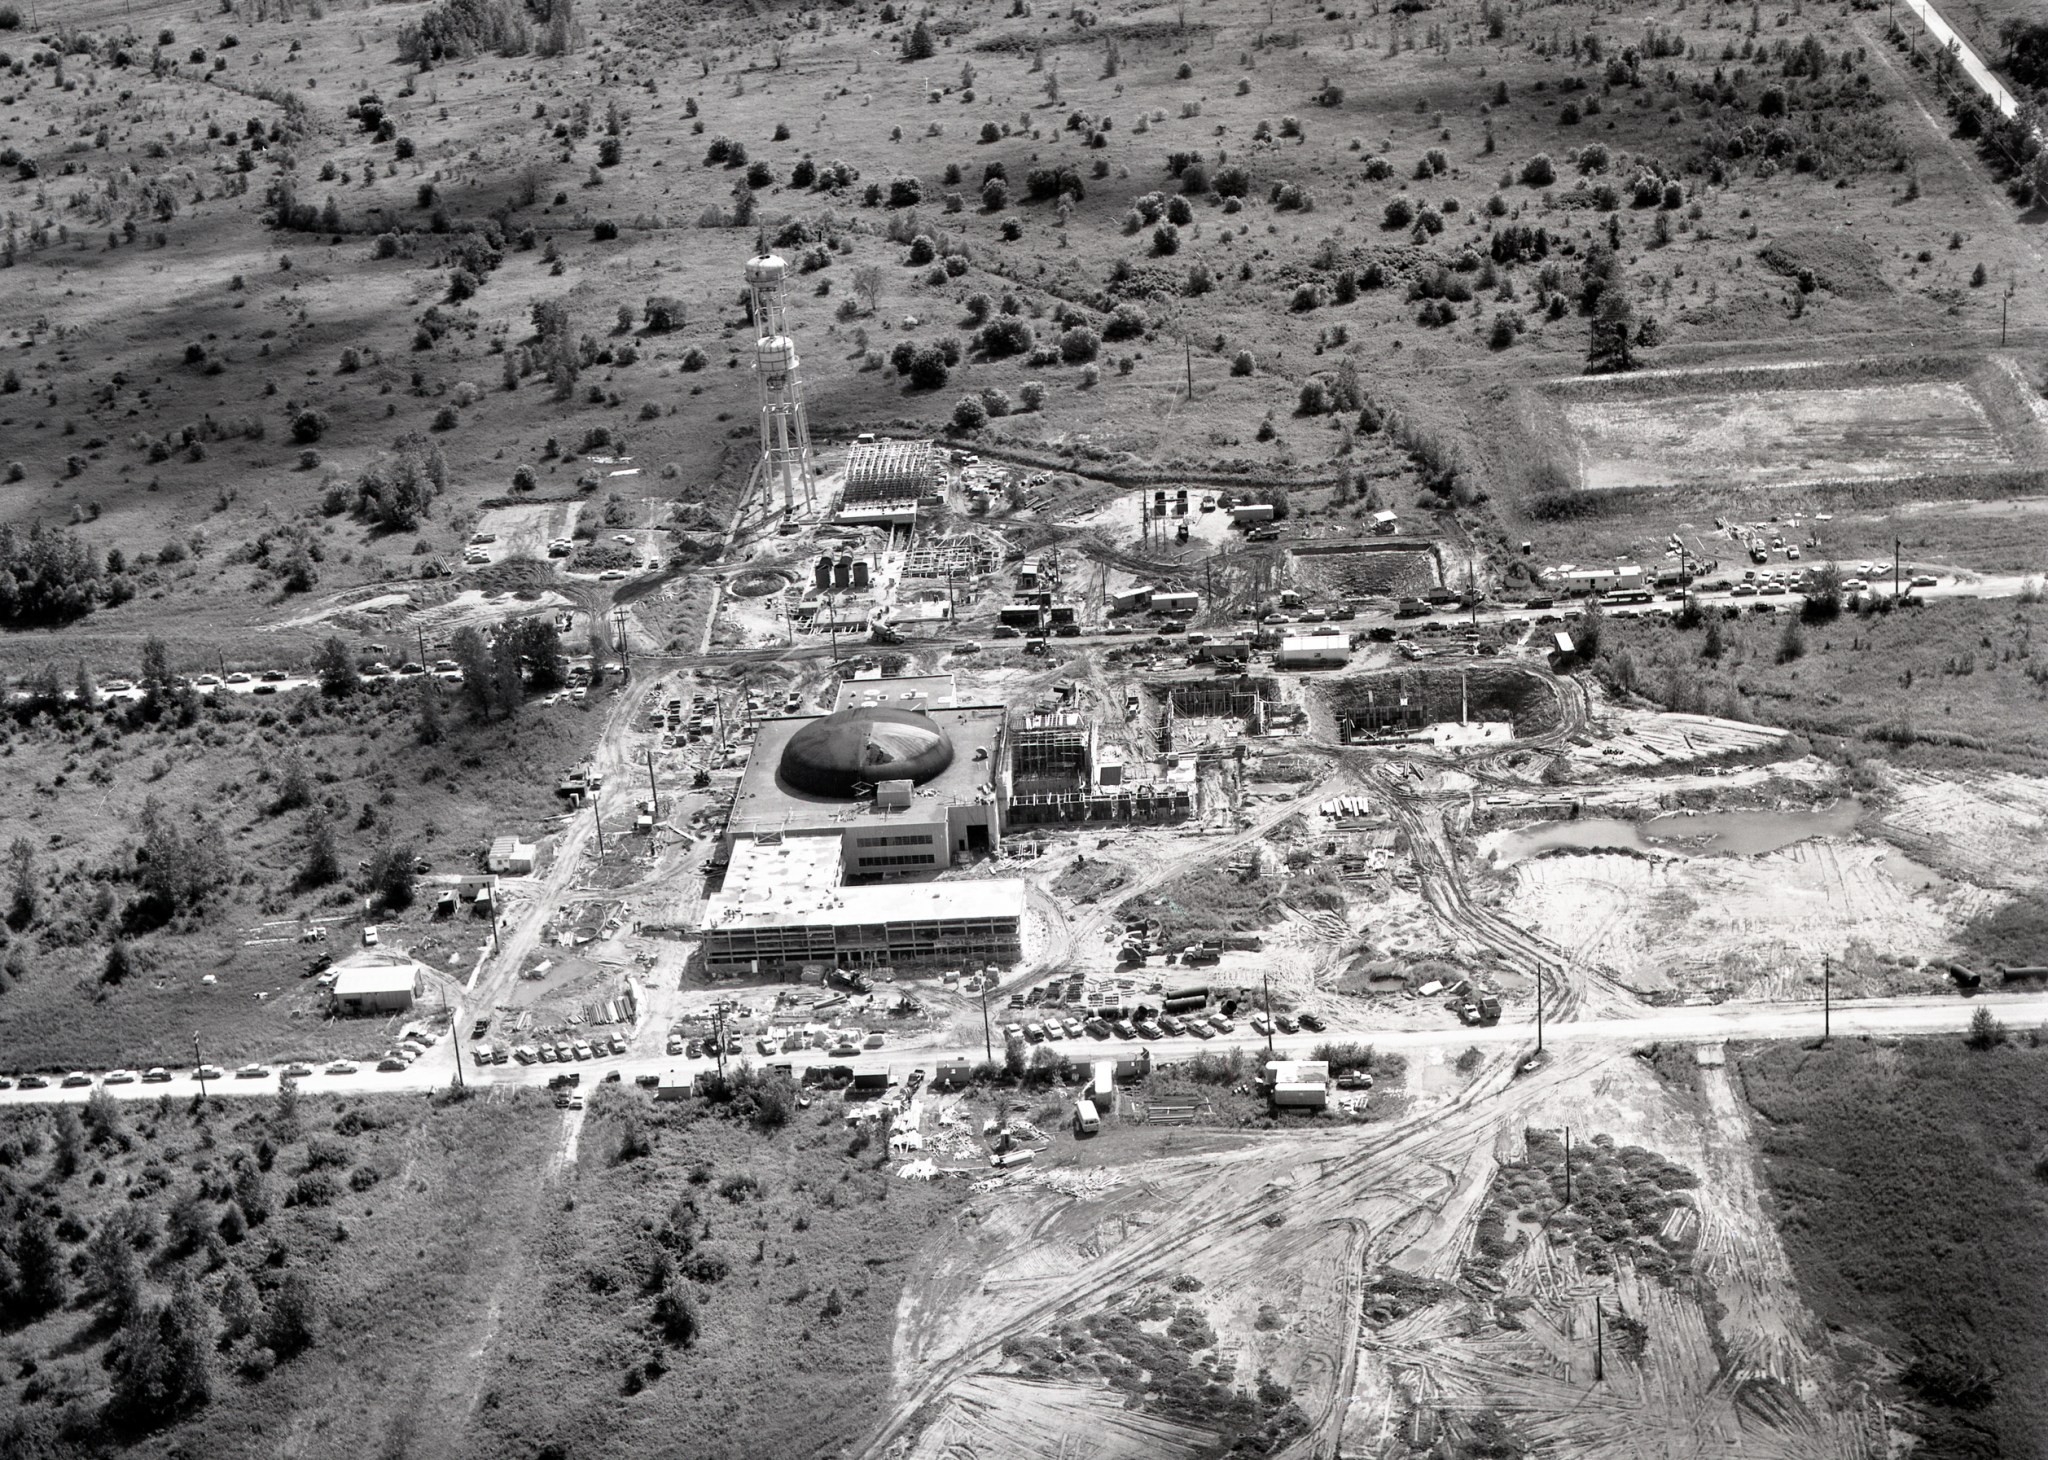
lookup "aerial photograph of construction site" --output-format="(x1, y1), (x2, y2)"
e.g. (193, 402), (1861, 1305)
(3, 0), (2048, 1456)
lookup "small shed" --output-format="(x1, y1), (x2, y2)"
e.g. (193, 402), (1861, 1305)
(1371, 510), (1399, 534)
(1231, 503), (1277, 525)
(329, 954), (423, 1015)
(488, 836), (538, 874)
(1552, 631), (1576, 657)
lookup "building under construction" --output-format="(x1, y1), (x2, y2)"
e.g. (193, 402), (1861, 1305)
(841, 438), (939, 516)
(1339, 696), (1428, 742)
(1004, 709), (1193, 825)
(1152, 675), (1279, 751)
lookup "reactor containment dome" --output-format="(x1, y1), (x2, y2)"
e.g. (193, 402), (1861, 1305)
(778, 706), (957, 798)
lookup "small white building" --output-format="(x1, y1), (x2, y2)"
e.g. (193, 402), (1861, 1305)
(1371, 510), (1399, 534)
(487, 836), (538, 875)
(1275, 635), (1351, 668)
(1111, 585), (1154, 613)
(1152, 590), (1200, 615)
(1557, 564), (1644, 595)
(1231, 503), (1276, 525)
(329, 953), (425, 1016)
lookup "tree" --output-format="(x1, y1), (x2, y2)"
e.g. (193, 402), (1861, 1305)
(264, 1271), (319, 1357)
(218, 1270), (260, 1340)
(366, 843), (417, 911)
(1775, 616), (1805, 664)
(1703, 614), (1726, 661)
(1588, 288), (1636, 372)
(274, 1073), (301, 1142)
(103, 940), (135, 985)
(289, 409), (328, 444)
(1968, 1006), (2007, 1049)
(530, 297), (580, 402)
(413, 676), (445, 745)
(9, 1209), (67, 1316)
(316, 636), (360, 696)
(903, 18), (935, 60)
(450, 626), (498, 720)
(109, 1305), (180, 1425)
(6, 836), (36, 928)
(1801, 562), (1843, 623)
(656, 1272), (700, 1344)
(513, 616), (567, 691)
(643, 295), (685, 332)
(167, 1188), (212, 1256)
(851, 264), (885, 314)
(135, 796), (232, 922)
(140, 636), (173, 692)
(951, 395), (988, 431)
(234, 1162), (273, 1225)
(0, 523), (109, 626)
(1573, 598), (1604, 660)
(161, 1274), (215, 1409)
(88, 1216), (145, 1326)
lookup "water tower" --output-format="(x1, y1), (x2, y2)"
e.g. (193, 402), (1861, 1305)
(744, 254), (815, 515)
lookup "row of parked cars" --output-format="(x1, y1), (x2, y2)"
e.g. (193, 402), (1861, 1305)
(504, 1031), (628, 1066)
(664, 1027), (885, 1060)
(1, 1060), (365, 1091)
(1004, 1008), (1327, 1046)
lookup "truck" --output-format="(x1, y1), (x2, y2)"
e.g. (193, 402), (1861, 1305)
(1477, 994), (1502, 1024)
(1073, 1099), (1101, 1136)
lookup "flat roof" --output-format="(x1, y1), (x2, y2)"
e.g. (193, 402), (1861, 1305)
(1279, 635), (1349, 652)
(331, 955), (421, 996)
(701, 841), (1026, 932)
(831, 672), (961, 713)
(726, 704), (1004, 839)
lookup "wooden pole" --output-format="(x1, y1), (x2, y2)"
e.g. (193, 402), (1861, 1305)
(1594, 1299), (1605, 1382)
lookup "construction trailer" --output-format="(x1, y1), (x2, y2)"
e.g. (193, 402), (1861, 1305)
(1090, 1060), (1116, 1110)
(1272, 1081), (1329, 1109)
(1111, 586), (1154, 613)
(1231, 503), (1277, 525)
(1152, 590), (1200, 615)
(1274, 635), (1351, 668)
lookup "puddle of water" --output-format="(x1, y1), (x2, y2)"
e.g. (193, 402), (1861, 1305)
(1494, 801), (1863, 865)
(1876, 849), (1950, 894)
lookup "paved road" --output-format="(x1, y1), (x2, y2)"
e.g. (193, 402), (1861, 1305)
(7, 989), (2039, 1107)
(1901, 0), (2024, 122)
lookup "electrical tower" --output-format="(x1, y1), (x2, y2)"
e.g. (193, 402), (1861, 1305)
(745, 254), (816, 516)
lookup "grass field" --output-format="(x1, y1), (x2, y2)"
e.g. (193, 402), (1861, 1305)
(457, 1079), (958, 1460)
(1737, 1035), (2048, 1459)
(0, 1086), (560, 1459)
(1593, 596), (2048, 766)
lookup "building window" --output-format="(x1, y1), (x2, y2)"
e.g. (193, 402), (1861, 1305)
(854, 834), (935, 848)
(855, 853), (937, 868)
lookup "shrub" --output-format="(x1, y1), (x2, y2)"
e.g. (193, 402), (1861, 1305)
(290, 409), (328, 444)
(887, 175), (923, 207)
(1519, 154), (1556, 186)
(1382, 196), (1415, 229)
(593, 219), (620, 241)
(1058, 325), (1101, 364)
(1019, 380), (1046, 411)
(951, 394), (988, 430)
(1231, 350), (1254, 376)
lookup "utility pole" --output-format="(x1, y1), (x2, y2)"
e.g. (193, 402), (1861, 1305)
(1262, 974), (1275, 1057)
(1893, 536), (1902, 601)
(1185, 339), (1193, 401)
(980, 982), (993, 1064)
(1822, 952), (1831, 1043)
(1536, 966), (1545, 1056)
(450, 1016), (467, 1089)
(612, 606), (630, 659)
(2001, 292), (2009, 347)
(1593, 1299), (1605, 1382)
(417, 626), (428, 671)
(646, 749), (660, 822)
(1563, 1126), (1573, 1207)
(192, 1032), (208, 1100)
(591, 800), (606, 860)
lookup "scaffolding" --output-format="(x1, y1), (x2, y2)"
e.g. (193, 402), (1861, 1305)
(1006, 785), (1193, 825)
(844, 439), (939, 504)
(903, 530), (1004, 580)
(1010, 715), (1091, 796)
(1339, 694), (1428, 742)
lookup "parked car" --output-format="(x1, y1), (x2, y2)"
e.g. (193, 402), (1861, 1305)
(19, 1074), (49, 1089)
(1111, 1018), (1136, 1040)
(1185, 1021), (1214, 1040)
(62, 1071), (92, 1087)
(376, 1057), (407, 1072)
(142, 1067), (172, 1083)
(1208, 1014), (1235, 1034)
(103, 1069), (136, 1085)
(571, 1042), (592, 1061)
(1159, 1014), (1185, 1036)
(1275, 1013), (1300, 1034)
(1297, 1012), (1326, 1032)
(193, 1065), (225, 1081)
(284, 1063), (314, 1078)
(235, 1064), (270, 1079)
(1249, 1013), (1272, 1036)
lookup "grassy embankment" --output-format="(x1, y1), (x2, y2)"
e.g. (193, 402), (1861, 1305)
(1737, 1034), (2048, 1459)
(0, 1087), (558, 1460)
(457, 1077), (956, 1460)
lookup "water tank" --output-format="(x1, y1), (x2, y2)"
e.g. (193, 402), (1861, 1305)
(754, 335), (799, 373)
(850, 557), (871, 588)
(833, 554), (852, 589)
(744, 254), (788, 287)
(814, 555), (834, 589)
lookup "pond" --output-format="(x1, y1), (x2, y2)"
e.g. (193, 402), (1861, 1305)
(1493, 801), (1865, 866)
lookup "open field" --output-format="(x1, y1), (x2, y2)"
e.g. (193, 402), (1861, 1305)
(1738, 1035), (2048, 1459)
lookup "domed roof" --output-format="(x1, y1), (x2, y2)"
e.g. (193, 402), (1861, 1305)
(779, 706), (955, 798)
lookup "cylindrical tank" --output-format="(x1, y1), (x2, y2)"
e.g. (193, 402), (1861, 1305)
(754, 335), (798, 375)
(832, 554), (852, 589)
(814, 555), (833, 589)
(850, 558), (871, 588)
(744, 254), (788, 287)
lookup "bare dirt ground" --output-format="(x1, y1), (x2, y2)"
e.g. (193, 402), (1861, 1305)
(1563, 378), (2020, 491)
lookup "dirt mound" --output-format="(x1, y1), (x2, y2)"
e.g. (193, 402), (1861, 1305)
(1293, 544), (1442, 599)
(1757, 231), (1890, 299)
(473, 557), (558, 595)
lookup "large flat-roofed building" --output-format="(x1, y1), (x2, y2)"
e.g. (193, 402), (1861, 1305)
(705, 673), (1023, 972)
(700, 833), (1024, 971)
